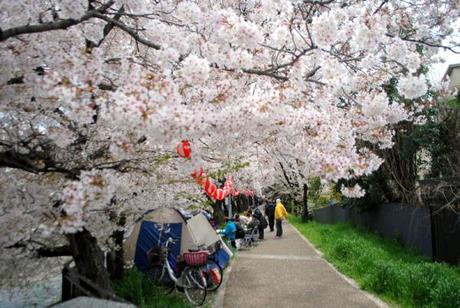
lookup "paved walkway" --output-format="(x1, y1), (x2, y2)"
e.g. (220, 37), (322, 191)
(220, 222), (385, 308)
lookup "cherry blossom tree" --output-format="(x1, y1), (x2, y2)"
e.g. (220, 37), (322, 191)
(1, 0), (458, 292)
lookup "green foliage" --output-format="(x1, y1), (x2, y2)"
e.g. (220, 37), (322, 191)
(307, 178), (341, 209)
(308, 177), (322, 201)
(208, 159), (250, 180)
(290, 217), (460, 308)
(360, 76), (459, 204)
(447, 98), (460, 110)
(338, 174), (386, 209)
(113, 268), (190, 308)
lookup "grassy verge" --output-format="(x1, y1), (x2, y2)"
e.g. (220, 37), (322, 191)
(290, 216), (460, 308)
(113, 268), (191, 308)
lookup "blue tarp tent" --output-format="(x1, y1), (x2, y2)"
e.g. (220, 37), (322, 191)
(134, 221), (182, 272)
(124, 208), (232, 273)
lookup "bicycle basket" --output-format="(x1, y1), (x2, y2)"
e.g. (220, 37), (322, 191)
(183, 251), (209, 266)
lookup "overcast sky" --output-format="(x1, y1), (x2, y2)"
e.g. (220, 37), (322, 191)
(428, 20), (460, 82)
(429, 48), (460, 82)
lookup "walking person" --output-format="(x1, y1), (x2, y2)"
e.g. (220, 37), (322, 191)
(275, 198), (288, 238)
(264, 200), (275, 232)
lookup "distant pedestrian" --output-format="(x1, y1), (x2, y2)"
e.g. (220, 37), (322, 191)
(274, 198), (288, 238)
(264, 201), (275, 232)
(253, 207), (267, 240)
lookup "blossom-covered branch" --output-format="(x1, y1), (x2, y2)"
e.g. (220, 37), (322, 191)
(0, 1), (115, 42)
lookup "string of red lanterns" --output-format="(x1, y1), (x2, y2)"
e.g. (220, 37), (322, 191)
(176, 140), (254, 200)
(176, 140), (191, 158)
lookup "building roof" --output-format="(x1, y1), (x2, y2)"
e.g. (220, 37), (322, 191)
(443, 63), (460, 80)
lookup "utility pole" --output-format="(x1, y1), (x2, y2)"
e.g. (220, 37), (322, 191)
(226, 195), (232, 218)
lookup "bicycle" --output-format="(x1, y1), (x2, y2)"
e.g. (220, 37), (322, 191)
(201, 244), (224, 292)
(146, 237), (208, 306)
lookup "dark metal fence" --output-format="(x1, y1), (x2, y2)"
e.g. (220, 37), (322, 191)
(312, 203), (460, 266)
(430, 207), (460, 266)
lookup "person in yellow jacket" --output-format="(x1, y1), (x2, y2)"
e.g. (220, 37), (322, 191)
(274, 198), (288, 238)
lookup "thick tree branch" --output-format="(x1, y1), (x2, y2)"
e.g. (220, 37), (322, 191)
(0, 1), (115, 42)
(278, 161), (295, 188)
(386, 33), (460, 54)
(374, 0), (389, 14)
(6, 241), (72, 257)
(37, 245), (73, 257)
(0, 149), (77, 177)
(216, 48), (316, 82)
(87, 5), (125, 50)
(93, 13), (161, 50)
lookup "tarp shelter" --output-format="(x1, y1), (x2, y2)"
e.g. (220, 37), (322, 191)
(124, 208), (232, 272)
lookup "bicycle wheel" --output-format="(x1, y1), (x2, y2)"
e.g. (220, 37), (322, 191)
(183, 267), (207, 306)
(203, 259), (223, 291)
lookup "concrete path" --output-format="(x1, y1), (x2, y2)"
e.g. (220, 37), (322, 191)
(220, 222), (385, 308)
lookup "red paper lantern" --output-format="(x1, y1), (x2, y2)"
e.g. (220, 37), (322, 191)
(205, 182), (217, 196)
(204, 177), (212, 190)
(213, 189), (225, 200)
(176, 140), (191, 158)
(191, 167), (203, 178)
(195, 173), (206, 185)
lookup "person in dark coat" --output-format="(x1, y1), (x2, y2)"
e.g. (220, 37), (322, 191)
(253, 207), (267, 240)
(246, 210), (259, 229)
(264, 201), (275, 232)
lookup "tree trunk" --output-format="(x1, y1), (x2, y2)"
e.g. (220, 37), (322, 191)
(302, 183), (309, 221)
(107, 214), (125, 280)
(66, 228), (112, 292)
(374, 166), (397, 202)
(212, 200), (225, 225)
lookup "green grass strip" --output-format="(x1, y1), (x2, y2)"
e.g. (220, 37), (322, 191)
(290, 216), (460, 308)
(114, 268), (191, 308)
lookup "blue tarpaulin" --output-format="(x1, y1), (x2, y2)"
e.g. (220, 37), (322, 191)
(134, 221), (182, 272)
(212, 248), (230, 269)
